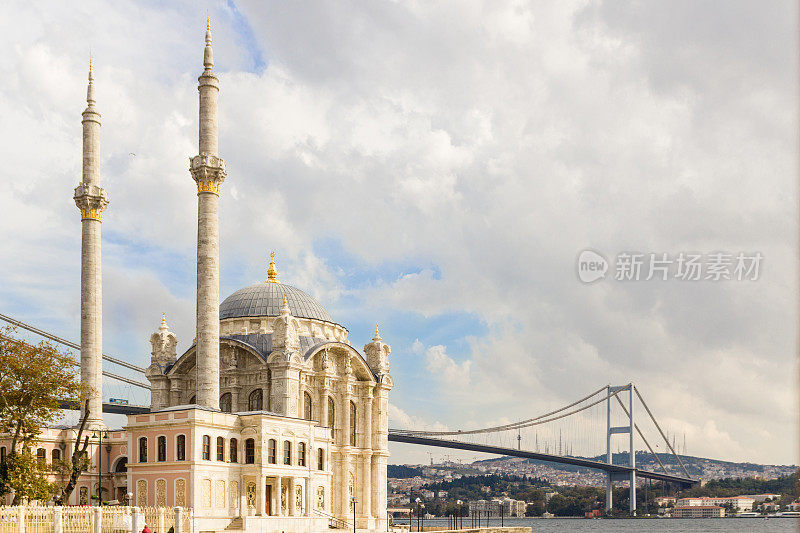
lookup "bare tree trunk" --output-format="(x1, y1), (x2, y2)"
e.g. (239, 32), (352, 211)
(55, 400), (91, 506)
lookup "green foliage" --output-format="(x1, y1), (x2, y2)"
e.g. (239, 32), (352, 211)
(678, 471), (798, 501)
(2, 450), (56, 503)
(0, 327), (84, 447)
(0, 327), (86, 504)
(388, 465), (423, 479)
(545, 487), (604, 516)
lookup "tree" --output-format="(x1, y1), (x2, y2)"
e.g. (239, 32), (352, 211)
(721, 501), (736, 516)
(0, 327), (85, 504)
(53, 400), (92, 505)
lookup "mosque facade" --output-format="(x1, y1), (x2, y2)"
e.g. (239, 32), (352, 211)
(0, 21), (393, 533)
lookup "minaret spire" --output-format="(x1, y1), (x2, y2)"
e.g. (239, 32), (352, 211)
(73, 58), (109, 425)
(87, 57), (95, 106)
(190, 17), (226, 410)
(204, 15), (214, 72)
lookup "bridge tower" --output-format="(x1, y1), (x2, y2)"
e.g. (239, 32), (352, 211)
(190, 16), (226, 409)
(73, 59), (109, 426)
(606, 384), (636, 515)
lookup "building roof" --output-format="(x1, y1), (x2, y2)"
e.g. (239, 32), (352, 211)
(220, 282), (334, 323)
(226, 333), (328, 359)
(674, 506), (724, 509)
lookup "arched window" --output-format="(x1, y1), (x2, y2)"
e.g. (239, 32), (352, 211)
(268, 439), (276, 464)
(51, 448), (61, 463)
(249, 389), (263, 411)
(230, 438), (238, 463)
(303, 392), (312, 421)
(283, 441), (292, 465)
(114, 458), (128, 473)
(349, 401), (357, 447)
(298, 442), (306, 467)
(317, 448), (324, 470)
(327, 397), (335, 428)
(157, 436), (167, 462)
(176, 435), (186, 461)
(202, 435), (211, 460)
(139, 437), (148, 463)
(36, 448), (45, 465)
(245, 439), (255, 464)
(220, 393), (232, 413)
(217, 437), (225, 461)
(189, 395), (196, 404)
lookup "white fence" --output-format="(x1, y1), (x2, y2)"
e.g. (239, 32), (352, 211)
(0, 506), (192, 533)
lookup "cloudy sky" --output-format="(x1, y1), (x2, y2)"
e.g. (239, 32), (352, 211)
(1, 1), (797, 466)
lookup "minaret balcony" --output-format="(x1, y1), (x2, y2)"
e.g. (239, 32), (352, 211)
(190, 154), (227, 193)
(73, 183), (109, 220)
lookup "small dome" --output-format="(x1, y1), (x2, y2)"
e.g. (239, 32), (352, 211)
(220, 282), (334, 323)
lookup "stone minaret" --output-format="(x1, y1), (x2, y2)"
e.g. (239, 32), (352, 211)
(73, 59), (109, 425)
(190, 18), (226, 409)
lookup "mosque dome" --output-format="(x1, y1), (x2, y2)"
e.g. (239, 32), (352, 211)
(219, 282), (333, 323)
(219, 253), (334, 323)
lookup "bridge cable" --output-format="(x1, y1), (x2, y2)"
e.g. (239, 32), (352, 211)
(634, 386), (690, 478)
(0, 332), (151, 390)
(0, 312), (146, 374)
(612, 394), (669, 475)
(392, 385), (618, 437)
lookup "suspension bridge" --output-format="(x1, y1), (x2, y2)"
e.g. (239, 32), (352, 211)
(2, 313), (699, 514)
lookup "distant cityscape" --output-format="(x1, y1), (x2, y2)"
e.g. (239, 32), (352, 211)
(387, 454), (798, 518)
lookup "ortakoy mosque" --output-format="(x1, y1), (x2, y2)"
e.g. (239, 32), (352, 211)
(5, 20), (393, 533)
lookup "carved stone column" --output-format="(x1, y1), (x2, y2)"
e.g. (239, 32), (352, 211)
(274, 476), (282, 517)
(288, 477), (296, 516)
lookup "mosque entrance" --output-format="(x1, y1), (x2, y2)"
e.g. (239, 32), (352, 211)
(265, 485), (272, 516)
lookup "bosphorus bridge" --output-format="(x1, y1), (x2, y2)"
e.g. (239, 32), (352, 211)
(2, 313), (698, 514)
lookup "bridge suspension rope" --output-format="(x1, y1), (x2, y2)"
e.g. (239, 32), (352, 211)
(634, 386), (690, 478)
(391, 382), (690, 483)
(392, 385), (621, 436)
(0, 313), (150, 390)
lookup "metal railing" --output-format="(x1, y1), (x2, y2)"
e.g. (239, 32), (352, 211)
(313, 509), (351, 529)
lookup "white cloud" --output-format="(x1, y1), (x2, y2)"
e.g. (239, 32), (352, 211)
(0, 0), (796, 466)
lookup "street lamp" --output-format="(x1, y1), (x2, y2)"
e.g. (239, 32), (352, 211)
(457, 500), (463, 530)
(415, 497), (421, 532)
(351, 496), (357, 533)
(90, 428), (109, 506)
(420, 503), (425, 532)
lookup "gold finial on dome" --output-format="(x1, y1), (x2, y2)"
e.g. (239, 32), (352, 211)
(266, 251), (279, 283)
(373, 323), (382, 341)
(283, 294), (288, 306)
(206, 13), (211, 31)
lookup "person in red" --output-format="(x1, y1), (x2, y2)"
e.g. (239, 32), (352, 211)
(142, 524), (152, 533)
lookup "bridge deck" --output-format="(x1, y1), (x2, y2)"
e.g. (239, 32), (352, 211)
(60, 401), (151, 416)
(389, 432), (697, 486)
(69, 404), (695, 486)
